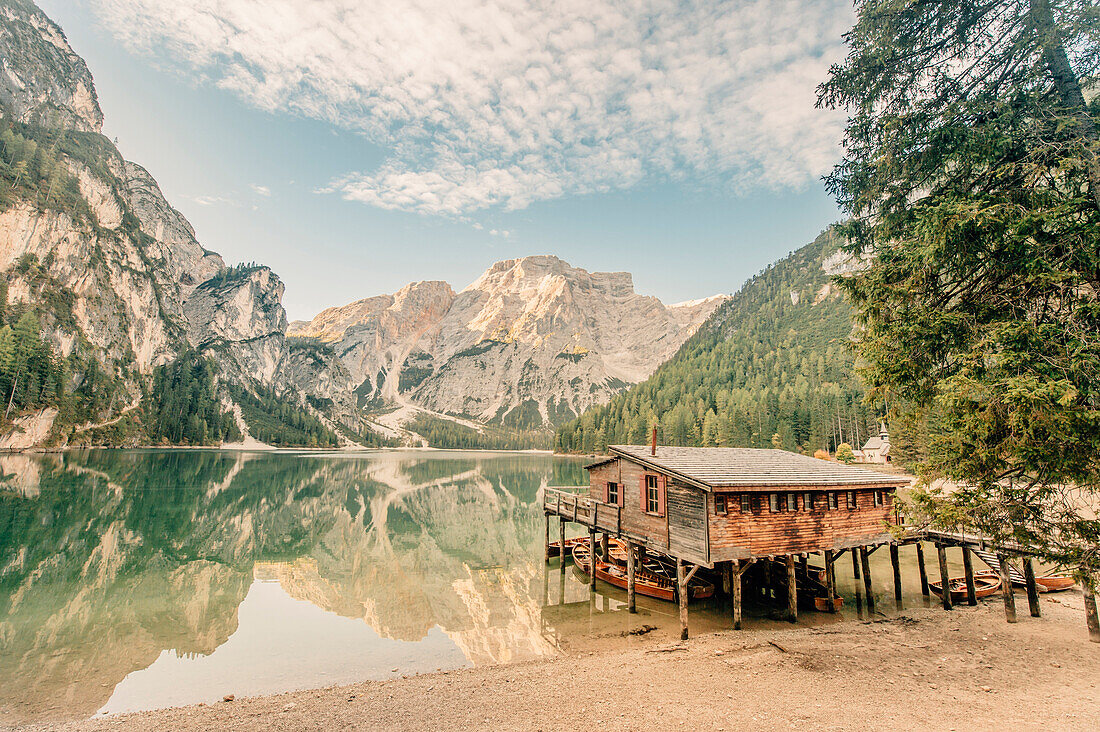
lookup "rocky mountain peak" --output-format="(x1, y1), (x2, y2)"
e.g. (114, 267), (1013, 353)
(0, 0), (104, 132)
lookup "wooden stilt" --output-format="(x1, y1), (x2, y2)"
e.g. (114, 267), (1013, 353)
(890, 544), (903, 609)
(860, 546), (875, 614)
(786, 555), (798, 623)
(544, 514), (550, 564)
(1083, 572), (1100, 643)
(600, 532), (609, 562)
(1022, 558), (1041, 618)
(559, 555), (567, 605)
(996, 554), (1017, 623)
(732, 561), (743, 630)
(962, 547), (978, 606)
(626, 541), (637, 614)
(916, 542), (930, 599)
(588, 529), (597, 589)
(799, 554), (808, 576)
(559, 518), (567, 565)
(852, 548), (861, 579)
(823, 550), (837, 613)
(677, 558), (689, 640)
(936, 544), (952, 610)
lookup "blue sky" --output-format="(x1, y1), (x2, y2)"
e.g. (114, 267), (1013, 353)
(40, 0), (849, 321)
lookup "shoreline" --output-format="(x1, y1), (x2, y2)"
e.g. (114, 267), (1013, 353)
(20, 591), (1100, 731)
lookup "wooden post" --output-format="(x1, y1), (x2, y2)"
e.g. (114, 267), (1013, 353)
(588, 529), (597, 589)
(890, 544), (903, 609)
(627, 542), (637, 613)
(544, 514), (551, 564)
(1083, 572), (1100, 643)
(732, 561), (743, 630)
(852, 548), (861, 579)
(823, 550), (837, 613)
(860, 546), (875, 614)
(799, 554), (808, 575)
(786, 555), (798, 623)
(916, 542), (930, 598)
(601, 532), (609, 562)
(997, 554), (1017, 623)
(1022, 558), (1041, 618)
(559, 517), (567, 564)
(677, 558), (689, 641)
(962, 547), (978, 606)
(936, 544), (953, 610)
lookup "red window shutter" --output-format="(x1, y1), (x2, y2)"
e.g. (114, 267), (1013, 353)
(658, 476), (667, 517)
(603, 482), (610, 503)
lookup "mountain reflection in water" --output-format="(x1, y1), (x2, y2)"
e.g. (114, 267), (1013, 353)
(0, 449), (587, 724)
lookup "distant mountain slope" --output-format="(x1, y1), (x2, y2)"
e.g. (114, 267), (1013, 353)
(290, 255), (727, 430)
(554, 230), (878, 454)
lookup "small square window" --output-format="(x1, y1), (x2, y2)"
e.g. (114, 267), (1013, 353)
(802, 492), (813, 511)
(769, 493), (781, 513)
(786, 493), (798, 512)
(847, 491), (857, 510)
(607, 482), (619, 505)
(828, 492), (838, 510)
(740, 494), (752, 513)
(645, 475), (660, 514)
(715, 495), (727, 514)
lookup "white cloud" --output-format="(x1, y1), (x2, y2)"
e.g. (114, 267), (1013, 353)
(250, 183), (272, 196)
(90, 0), (853, 215)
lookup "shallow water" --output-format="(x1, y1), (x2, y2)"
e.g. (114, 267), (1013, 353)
(0, 449), (977, 725)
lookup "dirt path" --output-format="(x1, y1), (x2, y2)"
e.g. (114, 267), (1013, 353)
(27, 591), (1100, 732)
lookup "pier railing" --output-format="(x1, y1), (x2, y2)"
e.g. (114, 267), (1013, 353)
(543, 487), (621, 534)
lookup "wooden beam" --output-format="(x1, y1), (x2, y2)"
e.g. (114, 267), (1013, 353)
(916, 542), (930, 598)
(962, 547), (978, 607)
(559, 517), (567, 566)
(684, 563), (702, 586)
(997, 554), (1017, 623)
(936, 544), (952, 611)
(823, 550), (837, 614)
(1084, 572), (1100, 643)
(852, 548), (861, 579)
(786, 555), (798, 623)
(600, 532), (609, 563)
(588, 529), (597, 589)
(544, 514), (550, 564)
(1022, 558), (1041, 618)
(627, 541), (637, 614)
(677, 558), (689, 640)
(732, 561), (743, 630)
(860, 546), (875, 615)
(890, 543), (903, 609)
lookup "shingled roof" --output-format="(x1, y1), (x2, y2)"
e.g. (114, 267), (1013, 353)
(606, 445), (910, 490)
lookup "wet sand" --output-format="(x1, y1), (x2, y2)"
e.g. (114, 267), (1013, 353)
(25, 589), (1100, 732)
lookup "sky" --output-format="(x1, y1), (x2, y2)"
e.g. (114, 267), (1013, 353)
(38, 0), (852, 321)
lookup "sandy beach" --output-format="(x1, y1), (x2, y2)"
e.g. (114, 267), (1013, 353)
(21, 589), (1100, 732)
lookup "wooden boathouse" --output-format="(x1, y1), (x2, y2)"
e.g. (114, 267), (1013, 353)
(544, 441), (910, 639)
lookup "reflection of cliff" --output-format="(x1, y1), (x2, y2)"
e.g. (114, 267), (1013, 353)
(0, 450), (584, 724)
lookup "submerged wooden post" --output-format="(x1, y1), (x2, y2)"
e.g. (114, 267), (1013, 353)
(677, 558), (689, 640)
(860, 547), (875, 614)
(916, 542), (930, 598)
(732, 561), (743, 630)
(997, 554), (1017, 623)
(786, 555), (798, 623)
(823, 550), (837, 613)
(626, 541), (637, 613)
(559, 518), (567, 564)
(1022, 558), (1041, 618)
(890, 544), (903, 609)
(588, 528), (597, 589)
(544, 514), (551, 564)
(1083, 572), (1100, 643)
(936, 544), (952, 610)
(962, 547), (978, 606)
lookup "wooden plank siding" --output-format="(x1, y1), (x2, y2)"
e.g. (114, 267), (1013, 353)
(588, 458), (669, 552)
(708, 489), (896, 561)
(667, 482), (708, 564)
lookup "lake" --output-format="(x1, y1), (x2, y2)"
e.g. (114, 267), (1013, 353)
(0, 449), (953, 725)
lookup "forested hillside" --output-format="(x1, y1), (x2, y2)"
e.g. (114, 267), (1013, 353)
(555, 230), (879, 455)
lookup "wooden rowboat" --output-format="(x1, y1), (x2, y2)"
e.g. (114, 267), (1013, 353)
(547, 537), (586, 560)
(571, 541), (715, 602)
(930, 571), (1001, 602)
(1034, 575), (1076, 592)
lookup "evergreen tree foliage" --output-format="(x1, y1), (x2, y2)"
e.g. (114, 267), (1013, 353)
(819, 0), (1100, 568)
(144, 352), (241, 445)
(408, 413), (552, 451)
(555, 230), (878, 455)
(229, 384), (340, 448)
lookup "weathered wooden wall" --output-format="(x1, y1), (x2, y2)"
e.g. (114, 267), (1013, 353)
(588, 459), (669, 551)
(667, 482), (708, 564)
(708, 489), (896, 561)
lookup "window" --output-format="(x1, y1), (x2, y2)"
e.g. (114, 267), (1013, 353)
(769, 493), (781, 513)
(873, 490), (883, 507)
(607, 482), (619, 505)
(828, 492), (838, 510)
(645, 474), (660, 514)
(847, 491), (857, 510)
(740, 494), (752, 513)
(802, 492), (813, 511)
(786, 493), (798, 512)
(715, 494), (727, 514)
